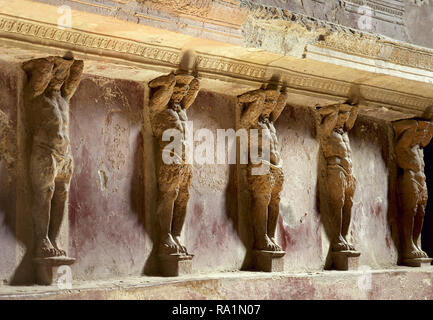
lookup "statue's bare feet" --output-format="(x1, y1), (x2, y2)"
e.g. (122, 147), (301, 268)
(255, 235), (280, 251)
(415, 244), (429, 258)
(35, 237), (57, 258)
(160, 233), (179, 254)
(269, 237), (283, 251)
(51, 241), (66, 257)
(174, 236), (188, 255)
(403, 242), (426, 259)
(343, 236), (356, 251)
(332, 235), (352, 252)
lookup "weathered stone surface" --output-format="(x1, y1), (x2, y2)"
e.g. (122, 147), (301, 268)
(1, 268), (433, 300)
(68, 76), (147, 280)
(0, 60), (18, 285)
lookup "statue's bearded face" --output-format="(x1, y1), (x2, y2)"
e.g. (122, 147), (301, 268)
(171, 83), (189, 103)
(47, 59), (71, 91)
(337, 111), (350, 128)
(262, 89), (280, 118)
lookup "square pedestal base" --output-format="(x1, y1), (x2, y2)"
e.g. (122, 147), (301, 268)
(158, 253), (193, 277)
(402, 258), (433, 268)
(33, 256), (75, 285)
(253, 250), (285, 272)
(332, 251), (361, 271)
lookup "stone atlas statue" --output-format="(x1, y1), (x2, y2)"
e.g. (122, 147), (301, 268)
(238, 84), (288, 271)
(23, 55), (83, 284)
(148, 71), (200, 275)
(315, 103), (360, 270)
(393, 119), (433, 266)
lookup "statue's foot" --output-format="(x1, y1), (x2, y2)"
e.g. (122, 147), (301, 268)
(174, 236), (188, 255)
(269, 237), (283, 251)
(342, 236), (356, 251)
(35, 237), (57, 258)
(415, 245), (429, 258)
(403, 243), (426, 259)
(332, 235), (352, 252)
(51, 241), (66, 257)
(160, 234), (180, 254)
(255, 235), (280, 251)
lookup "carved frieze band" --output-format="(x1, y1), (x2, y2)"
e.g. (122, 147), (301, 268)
(317, 33), (433, 73)
(0, 14), (431, 113)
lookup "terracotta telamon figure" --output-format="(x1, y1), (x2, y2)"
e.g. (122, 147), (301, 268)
(239, 85), (288, 252)
(316, 104), (359, 253)
(149, 72), (200, 257)
(23, 56), (83, 258)
(393, 119), (433, 261)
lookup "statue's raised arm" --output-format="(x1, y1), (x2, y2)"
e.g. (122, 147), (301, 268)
(316, 104), (339, 137)
(416, 121), (433, 148)
(181, 78), (200, 110)
(22, 57), (54, 99)
(344, 104), (359, 132)
(149, 73), (176, 115)
(270, 89), (288, 123)
(61, 60), (84, 100)
(239, 89), (265, 129)
(393, 119), (418, 148)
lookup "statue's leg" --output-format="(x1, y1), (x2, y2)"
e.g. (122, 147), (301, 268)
(49, 156), (73, 256)
(157, 164), (180, 254)
(249, 168), (275, 251)
(30, 149), (57, 258)
(172, 165), (192, 254)
(268, 167), (283, 251)
(342, 174), (356, 251)
(326, 166), (349, 252)
(413, 181), (428, 258)
(398, 172), (422, 259)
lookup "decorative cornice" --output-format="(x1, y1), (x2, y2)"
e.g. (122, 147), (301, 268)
(317, 32), (433, 73)
(241, 2), (433, 74)
(0, 14), (180, 65)
(0, 13), (431, 116)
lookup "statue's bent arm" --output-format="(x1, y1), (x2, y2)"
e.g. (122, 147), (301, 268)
(22, 57), (54, 98)
(344, 105), (359, 131)
(62, 60), (84, 100)
(181, 78), (200, 110)
(318, 107), (339, 136)
(270, 91), (288, 123)
(239, 90), (265, 128)
(149, 73), (176, 115)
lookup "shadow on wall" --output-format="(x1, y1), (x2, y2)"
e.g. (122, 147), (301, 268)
(0, 107), (20, 283)
(7, 66), (35, 285)
(422, 142), (433, 257)
(142, 134), (161, 276)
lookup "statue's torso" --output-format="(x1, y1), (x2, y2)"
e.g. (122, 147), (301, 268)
(32, 90), (70, 156)
(396, 144), (425, 184)
(249, 119), (281, 167)
(321, 129), (353, 173)
(152, 104), (188, 162)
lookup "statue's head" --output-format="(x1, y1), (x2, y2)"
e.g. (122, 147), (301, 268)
(262, 84), (281, 118)
(336, 104), (351, 129)
(47, 57), (73, 91)
(171, 74), (194, 103)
